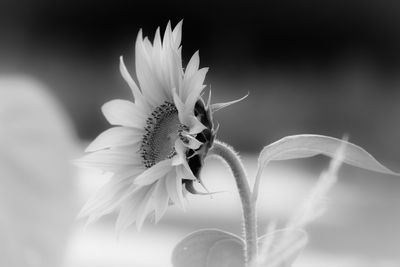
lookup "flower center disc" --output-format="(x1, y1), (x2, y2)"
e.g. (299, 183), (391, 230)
(140, 102), (183, 168)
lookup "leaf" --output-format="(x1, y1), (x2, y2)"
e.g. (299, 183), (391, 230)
(254, 229), (308, 267)
(207, 239), (245, 267)
(172, 229), (245, 267)
(253, 134), (399, 200)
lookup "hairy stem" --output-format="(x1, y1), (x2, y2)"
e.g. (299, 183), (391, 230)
(210, 140), (257, 265)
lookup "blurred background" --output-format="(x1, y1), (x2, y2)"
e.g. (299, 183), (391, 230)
(0, 0), (400, 266)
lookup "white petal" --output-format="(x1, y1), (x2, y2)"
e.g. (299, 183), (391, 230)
(134, 159), (173, 185)
(85, 127), (142, 152)
(169, 49), (183, 95)
(102, 99), (146, 128)
(184, 51), (200, 79)
(115, 186), (150, 234)
(172, 88), (189, 125)
(110, 142), (142, 153)
(172, 139), (186, 166)
(153, 27), (162, 52)
(166, 170), (185, 210)
(206, 87), (212, 109)
(135, 185), (156, 230)
(187, 115), (207, 135)
(153, 177), (170, 223)
(76, 143), (143, 171)
(82, 165), (143, 224)
(172, 154), (184, 166)
(210, 93), (248, 113)
(172, 140), (195, 176)
(173, 88), (206, 137)
(119, 56), (143, 103)
(163, 21), (173, 48)
(172, 20), (183, 49)
(182, 133), (203, 150)
(160, 22), (183, 96)
(142, 37), (153, 58)
(182, 68), (208, 103)
(184, 84), (206, 114)
(176, 164), (196, 181)
(80, 178), (131, 221)
(76, 150), (137, 171)
(152, 30), (169, 96)
(113, 164), (145, 179)
(135, 31), (166, 106)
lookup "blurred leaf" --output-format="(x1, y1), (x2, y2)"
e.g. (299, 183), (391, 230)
(172, 229), (245, 267)
(207, 239), (244, 267)
(254, 229), (308, 267)
(253, 134), (398, 199)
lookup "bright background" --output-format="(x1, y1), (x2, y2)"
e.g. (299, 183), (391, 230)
(0, 0), (400, 266)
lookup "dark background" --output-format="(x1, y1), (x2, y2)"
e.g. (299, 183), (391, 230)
(1, 0), (400, 167)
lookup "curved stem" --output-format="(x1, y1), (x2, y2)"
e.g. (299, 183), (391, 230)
(209, 140), (257, 265)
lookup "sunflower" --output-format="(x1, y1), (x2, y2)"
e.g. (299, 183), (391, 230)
(77, 21), (219, 232)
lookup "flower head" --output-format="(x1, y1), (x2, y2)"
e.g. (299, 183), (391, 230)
(78, 21), (217, 232)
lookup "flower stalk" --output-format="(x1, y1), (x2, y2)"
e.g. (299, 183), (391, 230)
(210, 140), (257, 265)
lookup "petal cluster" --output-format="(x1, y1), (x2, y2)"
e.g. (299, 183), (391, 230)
(77, 21), (213, 232)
